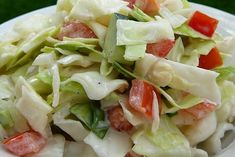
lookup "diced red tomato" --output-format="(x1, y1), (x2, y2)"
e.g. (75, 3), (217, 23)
(188, 11), (219, 37)
(125, 0), (136, 9)
(58, 20), (97, 40)
(125, 151), (143, 157)
(179, 102), (216, 121)
(146, 39), (175, 58)
(3, 131), (46, 156)
(199, 47), (223, 70)
(129, 79), (155, 119)
(107, 105), (133, 132)
(125, 0), (159, 15)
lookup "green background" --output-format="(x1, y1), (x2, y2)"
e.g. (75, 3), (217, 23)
(0, 0), (234, 24)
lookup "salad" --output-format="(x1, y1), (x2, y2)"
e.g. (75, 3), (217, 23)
(0, 0), (235, 156)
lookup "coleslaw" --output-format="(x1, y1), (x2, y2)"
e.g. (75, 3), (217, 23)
(0, 0), (235, 157)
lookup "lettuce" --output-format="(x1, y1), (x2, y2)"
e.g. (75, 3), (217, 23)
(214, 66), (235, 82)
(84, 129), (132, 157)
(182, 112), (217, 146)
(100, 92), (120, 110)
(69, 0), (129, 21)
(159, 0), (184, 12)
(174, 23), (210, 40)
(0, 99), (30, 134)
(166, 37), (184, 62)
(15, 77), (53, 136)
(199, 122), (234, 155)
(135, 54), (221, 104)
(64, 141), (98, 157)
(124, 44), (146, 61)
(58, 54), (94, 68)
(130, 6), (154, 22)
(0, 109), (14, 129)
(63, 37), (99, 45)
(159, 7), (187, 28)
(0, 125), (7, 141)
(70, 102), (109, 139)
(100, 59), (113, 76)
(0, 43), (18, 69)
(0, 76), (14, 100)
(132, 115), (191, 157)
(70, 71), (128, 100)
(53, 105), (89, 141)
(30, 135), (65, 157)
(117, 18), (174, 45)
(216, 81), (235, 123)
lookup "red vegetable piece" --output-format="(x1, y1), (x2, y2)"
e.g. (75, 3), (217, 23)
(199, 47), (223, 70)
(179, 102), (216, 120)
(58, 20), (97, 40)
(188, 11), (219, 37)
(3, 131), (46, 156)
(107, 105), (133, 132)
(129, 79), (155, 119)
(146, 39), (175, 58)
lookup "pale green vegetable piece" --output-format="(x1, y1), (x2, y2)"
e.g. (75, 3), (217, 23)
(159, 7), (187, 28)
(70, 71), (128, 100)
(132, 115), (191, 157)
(199, 122), (234, 155)
(183, 112), (217, 146)
(15, 77), (53, 136)
(135, 54), (221, 104)
(30, 135), (65, 157)
(53, 105), (89, 141)
(64, 141), (98, 157)
(130, 6), (154, 22)
(124, 44), (146, 61)
(84, 129), (132, 157)
(58, 54), (94, 67)
(166, 37), (184, 62)
(100, 59), (113, 76)
(174, 23), (210, 39)
(216, 81), (235, 122)
(116, 19), (174, 45)
(69, 0), (129, 21)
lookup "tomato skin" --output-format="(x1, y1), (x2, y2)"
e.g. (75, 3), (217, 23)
(3, 131), (46, 156)
(199, 47), (223, 70)
(107, 106), (133, 132)
(129, 79), (155, 119)
(146, 39), (175, 58)
(179, 102), (216, 121)
(58, 20), (97, 40)
(188, 11), (219, 37)
(125, 0), (159, 14)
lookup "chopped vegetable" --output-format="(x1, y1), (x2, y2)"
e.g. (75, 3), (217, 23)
(58, 20), (97, 40)
(129, 79), (155, 119)
(70, 102), (109, 139)
(3, 131), (46, 156)
(188, 11), (219, 37)
(199, 48), (223, 70)
(146, 39), (175, 58)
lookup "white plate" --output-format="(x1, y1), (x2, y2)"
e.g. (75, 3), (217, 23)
(0, 3), (235, 157)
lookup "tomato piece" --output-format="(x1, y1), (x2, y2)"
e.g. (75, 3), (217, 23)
(58, 20), (97, 40)
(179, 102), (216, 121)
(3, 131), (46, 156)
(199, 47), (223, 70)
(125, 0), (159, 14)
(188, 11), (219, 37)
(146, 39), (175, 58)
(125, 0), (136, 9)
(107, 105), (133, 132)
(125, 151), (143, 157)
(129, 79), (155, 119)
